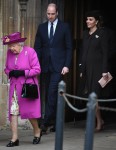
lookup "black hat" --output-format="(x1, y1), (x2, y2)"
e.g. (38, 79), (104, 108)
(85, 10), (101, 20)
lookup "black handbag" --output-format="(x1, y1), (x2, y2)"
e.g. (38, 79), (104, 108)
(21, 77), (38, 99)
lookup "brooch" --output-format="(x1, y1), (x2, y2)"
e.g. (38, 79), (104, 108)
(95, 35), (99, 38)
(25, 51), (27, 56)
(5, 36), (10, 42)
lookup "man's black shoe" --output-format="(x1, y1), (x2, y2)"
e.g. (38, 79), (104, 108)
(49, 126), (56, 132)
(40, 124), (48, 133)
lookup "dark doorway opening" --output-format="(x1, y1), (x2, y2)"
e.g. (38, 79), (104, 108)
(63, 0), (116, 123)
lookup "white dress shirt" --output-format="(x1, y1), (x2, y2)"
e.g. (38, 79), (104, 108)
(48, 18), (58, 38)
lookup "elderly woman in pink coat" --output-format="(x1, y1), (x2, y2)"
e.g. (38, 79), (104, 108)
(2, 32), (42, 147)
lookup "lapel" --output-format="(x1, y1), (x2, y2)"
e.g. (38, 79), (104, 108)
(43, 22), (49, 42)
(52, 20), (61, 44)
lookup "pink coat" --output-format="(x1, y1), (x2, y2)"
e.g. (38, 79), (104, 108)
(4, 46), (41, 120)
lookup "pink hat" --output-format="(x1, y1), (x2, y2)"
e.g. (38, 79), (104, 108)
(2, 32), (27, 45)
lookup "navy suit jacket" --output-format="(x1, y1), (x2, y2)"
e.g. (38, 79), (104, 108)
(34, 19), (72, 73)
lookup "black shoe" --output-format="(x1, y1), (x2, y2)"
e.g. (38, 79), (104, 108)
(49, 126), (56, 132)
(6, 139), (19, 147)
(40, 124), (48, 133)
(33, 131), (42, 144)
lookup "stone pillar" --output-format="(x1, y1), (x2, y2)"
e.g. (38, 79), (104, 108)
(19, 0), (28, 37)
(18, 0), (32, 128)
(0, 0), (7, 128)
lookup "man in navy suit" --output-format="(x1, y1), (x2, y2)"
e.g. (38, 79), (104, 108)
(34, 3), (72, 132)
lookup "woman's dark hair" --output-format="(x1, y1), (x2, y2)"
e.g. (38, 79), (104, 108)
(85, 10), (104, 28)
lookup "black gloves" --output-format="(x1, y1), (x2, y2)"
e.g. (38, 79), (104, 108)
(9, 70), (25, 78)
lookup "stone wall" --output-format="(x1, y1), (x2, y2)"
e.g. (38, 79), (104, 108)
(0, 0), (7, 128)
(0, 0), (47, 128)
(0, 0), (64, 128)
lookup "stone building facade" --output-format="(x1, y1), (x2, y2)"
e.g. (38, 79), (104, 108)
(0, 0), (49, 128)
(0, 0), (92, 128)
(1, 0), (115, 128)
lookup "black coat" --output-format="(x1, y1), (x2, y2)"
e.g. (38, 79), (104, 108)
(80, 28), (109, 98)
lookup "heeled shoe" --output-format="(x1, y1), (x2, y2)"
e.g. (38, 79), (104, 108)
(95, 123), (105, 132)
(6, 139), (19, 147)
(33, 131), (42, 144)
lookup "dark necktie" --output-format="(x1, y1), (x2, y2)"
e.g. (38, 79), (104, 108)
(50, 22), (54, 43)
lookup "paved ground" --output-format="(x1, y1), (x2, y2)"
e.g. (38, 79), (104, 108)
(0, 121), (116, 150)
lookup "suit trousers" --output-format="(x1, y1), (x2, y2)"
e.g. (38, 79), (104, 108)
(40, 70), (62, 126)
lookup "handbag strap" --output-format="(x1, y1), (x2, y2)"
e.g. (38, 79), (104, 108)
(24, 71), (36, 84)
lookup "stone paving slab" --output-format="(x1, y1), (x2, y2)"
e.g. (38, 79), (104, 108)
(0, 121), (116, 150)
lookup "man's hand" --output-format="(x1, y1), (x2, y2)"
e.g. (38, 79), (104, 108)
(61, 67), (69, 75)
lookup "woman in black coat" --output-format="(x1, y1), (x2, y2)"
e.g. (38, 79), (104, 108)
(80, 10), (110, 131)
